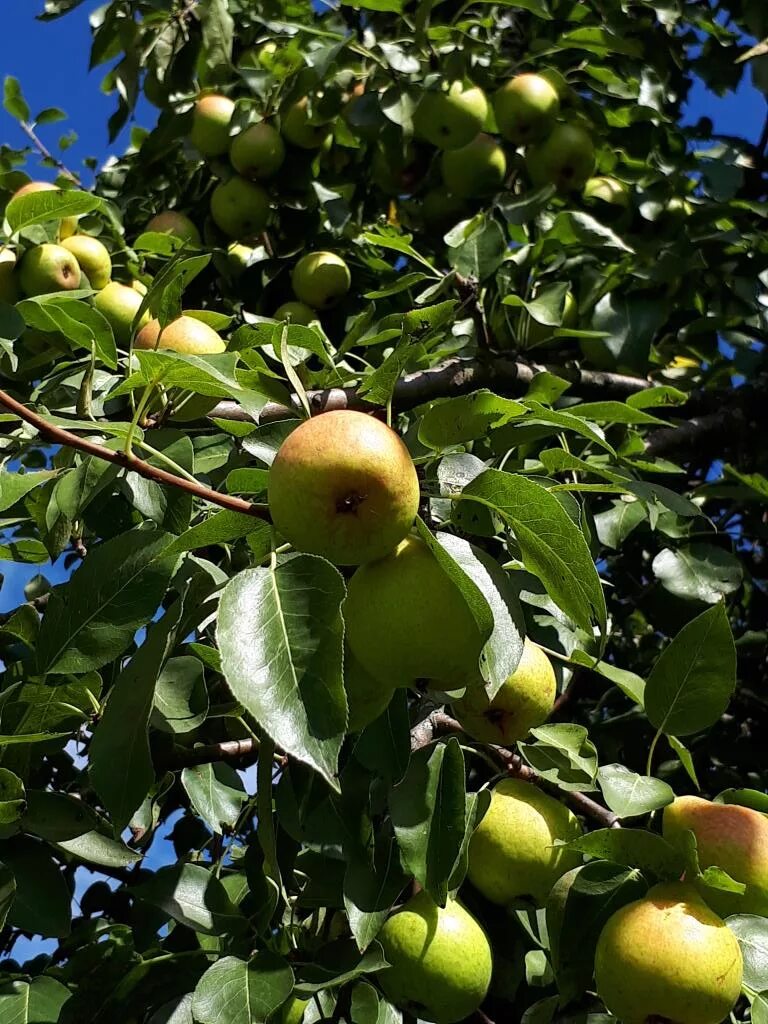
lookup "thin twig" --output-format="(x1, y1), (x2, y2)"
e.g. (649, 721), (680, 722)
(20, 121), (80, 184)
(0, 388), (270, 521)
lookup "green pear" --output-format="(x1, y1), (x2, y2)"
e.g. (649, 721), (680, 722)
(60, 235), (112, 290)
(281, 97), (331, 149)
(268, 409), (419, 566)
(230, 122), (286, 180)
(467, 778), (582, 905)
(19, 243), (81, 297)
(494, 73), (560, 145)
(273, 301), (316, 325)
(525, 289), (577, 347)
(452, 639), (556, 745)
(441, 134), (507, 198)
(377, 892), (493, 1024)
(291, 251), (351, 309)
(145, 211), (201, 246)
(345, 649), (396, 732)
(279, 995), (307, 1024)
(10, 181), (78, 238)
(0, 248), (19, 304)
(583, 175), (630, 208)
(413, 81), (488, 150)
(135, 315), (226, 354)
(343, 535), (485, 687)
(594, 882), (743, 1024)
(526, 123), (595, 192)
(190, 94), (235, 157)
(663, 795), (768, 916)
(210, 177), (269, 239)
(93, 281), (150, 345)
(421, 187), (470, 232)
(220, 243), (256, 278)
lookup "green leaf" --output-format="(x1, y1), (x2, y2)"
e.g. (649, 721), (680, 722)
(547, 862), (647, 1003)
(726, 916), (768, 994)
(418, 391), (526, 449)
(519, 724), (598, 791)
(461, 470), (607, 638)
(18, 296), (117, 369)
(200, 0), (234, 71)
(596, 765), (674, 819)
(152, 655), (208, 734)
(294, 940), (388, 996)
(192, 955), (293, 1024)
(594, 499), (647, 549)
(182, 762), (247, 834)
(447, 216), (507, 281)
(645, 603), (737, 737)
(22, 790), (101, 841)
(354, 689), (411, 785)
(217, 555), (347, 788)
(2, 838), (71, 938)
(3, 76), (29, 121)
(0, 768), (25, 827)
(569, 401), (668, 426)
(715, 788), (768, 813)
(0, 470), (56, 512)
(90, 600), (183, 829)
(168, 510), (269, 554)
(587, 292), (666, 373)
(133, 863), (247, 936)
(390, 738), (467, 906)
(651, 544), (743, 603)
(0, 862), (15, 930)
(342, 0), (403, 10)
(567, 829), (684, 879)
(6, 189), (101, 231)
(36, 529), (176, 674)
(344, 834), (407, 952)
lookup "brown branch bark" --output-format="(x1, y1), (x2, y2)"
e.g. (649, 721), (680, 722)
(209, 356), (653, 424)
(0, 388), (270, 521)
(411, 710), (619, 829)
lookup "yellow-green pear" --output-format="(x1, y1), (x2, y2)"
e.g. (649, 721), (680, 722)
(526, 123), (595, 192)
(494, 73), (560, 145)
(10, 181), (78, 237)
(268, 410), (419, 566)
(345, 649), (396, 732)
(377, 892), (492, 1024)
(93, 281), (150, 345)
(452, 639), (556, 745)
(343, 535), (485, 687)
(279, 996), (307, 1024)
(230, 122), (285, 180)
(413, 81), (488, 150)
(291, 251), (351, 309)
(145, 211), (201, 246)
(441, 134), (507, 198)
(467, 778), (582, 905)
(281, 97), (331, 149)
(19, 243), (81, 297)
(594, 882), (743, 1024)
(663, 795), (768, 917)
(210, 177), (269, 239)
(0, 249), (19, 304)
(60, 235), (112, 290)
(135, 315), (226, 354)
(132, 279), (148, 296)
(190, 94), (235, 157)
(273, 301), (316, 325)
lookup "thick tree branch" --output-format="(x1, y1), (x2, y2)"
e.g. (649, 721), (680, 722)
(644, 384), (767, 458)
(410, 710), (619, 829)
(0, 388), (270, 521)
(209, 356), (653, 424)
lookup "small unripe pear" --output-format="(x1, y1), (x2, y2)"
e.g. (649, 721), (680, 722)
(377, 892), (492, 1023)
(595, 882), (743, 1024)
(279, 996), (307, 1024)
(441, 134), (507, 198)
(467, 778), (582, 905)
(0, 249), (19, 304)
(663, 794), (768, 916)
(494, 73), (560, 145)
(230, 122), (285, 180)
(190, 94), (235, 157)
(414, 81), (488, 151)
(145, 211), (201, 246)
(452, 639), (556, 745)
(273, 301), (316, 325)
(19, 243), (81, 297)
(210, 177), (269, 239)
(60, 235), (112, 290)
(93, 281), (150, 345)
(10, 181), (78, 237)
(291, 251), (351, 309)
(344, 536), (485, 687)
(268, 410), (419, 566)
(135, 315), (226, 355)
(281, 97), (331, 149)
(526, 123), (595, 192)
